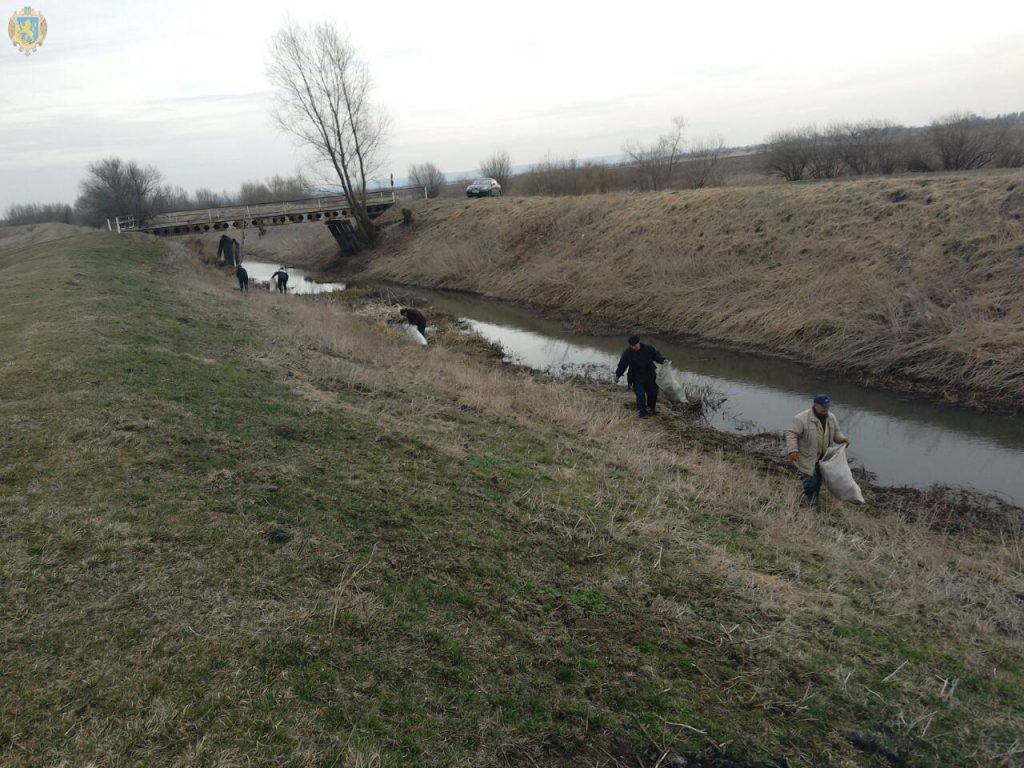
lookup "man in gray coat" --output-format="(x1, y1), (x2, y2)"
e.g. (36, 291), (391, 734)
(785, 394), (851, 504)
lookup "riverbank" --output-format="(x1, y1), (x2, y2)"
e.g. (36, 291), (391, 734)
(2, 224), (1022, 766)
(328, 172), (1024, 412)
(349, 281), (1024, 504)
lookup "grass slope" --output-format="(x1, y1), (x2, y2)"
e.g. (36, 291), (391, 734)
(0, 225), (1021, 766)
(350, 171), (1024, 410)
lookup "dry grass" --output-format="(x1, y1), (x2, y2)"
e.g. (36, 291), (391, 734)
(192, 239), (1024, 643)
(1, 229), (1022, 766)
(211, 246), (1024, 762)
(247, 256), (1024, 633)
(328, 170), (1024, 410)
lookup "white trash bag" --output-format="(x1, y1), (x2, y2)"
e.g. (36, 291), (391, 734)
(655, 362), (689, 404)
(404, 324), (428, 347)
(818, 444), (866, 505)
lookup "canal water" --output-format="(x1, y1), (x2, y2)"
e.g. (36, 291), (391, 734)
(242, 260), (346, 295)
(392, 285), (1024, 504)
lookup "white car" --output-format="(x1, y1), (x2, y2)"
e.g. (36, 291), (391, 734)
(465, 178), (502, 197)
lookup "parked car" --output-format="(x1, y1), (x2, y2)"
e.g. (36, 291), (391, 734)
(465, 178), (502, 197)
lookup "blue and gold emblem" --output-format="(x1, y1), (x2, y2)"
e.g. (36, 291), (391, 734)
(8, 6), (47, 55)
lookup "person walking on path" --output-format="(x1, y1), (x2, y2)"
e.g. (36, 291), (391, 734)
(615, 334), (667, 418)
(785, 394), (851, 505)
(235, 265), (249, 292)
(400, 307), (427, 336)
(271, 268), (289, 294)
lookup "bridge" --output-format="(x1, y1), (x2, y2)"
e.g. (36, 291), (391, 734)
(109, 189), (415, 237)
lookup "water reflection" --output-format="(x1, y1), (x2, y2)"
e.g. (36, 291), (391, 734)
(400, 286), (1023, 503)
(242, 260), (345, 295)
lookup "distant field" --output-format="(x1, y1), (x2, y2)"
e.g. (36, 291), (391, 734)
(433, 152), (776, 198)
(0, 223), (1021, 766)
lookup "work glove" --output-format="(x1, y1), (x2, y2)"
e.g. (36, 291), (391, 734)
(787, 451), (800, 462)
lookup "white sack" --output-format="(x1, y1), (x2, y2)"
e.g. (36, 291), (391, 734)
(655, 362), (689, 404)
(404, 324), (428, 347)
(818, 444), (866, 504)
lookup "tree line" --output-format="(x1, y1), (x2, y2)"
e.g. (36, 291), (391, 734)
(2, 158), (310, 228)
(405, 118), (727, 199)
(764, 112), (1024, 181)
(5, 31), (1022, 232)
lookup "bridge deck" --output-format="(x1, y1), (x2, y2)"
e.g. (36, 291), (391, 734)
(132, 193), (397, 236)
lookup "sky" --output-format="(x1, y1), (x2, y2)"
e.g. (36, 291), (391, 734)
(1, 0), (1022, 210)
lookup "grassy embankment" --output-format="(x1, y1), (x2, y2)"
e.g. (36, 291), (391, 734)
(1, 224), (1022, 766)
(332, 171), (1024, 411)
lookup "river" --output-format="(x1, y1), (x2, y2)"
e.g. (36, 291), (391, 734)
(242, 260), (346, 295)
(389, 285), (1024, 505)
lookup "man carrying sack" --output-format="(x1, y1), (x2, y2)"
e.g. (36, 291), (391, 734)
(785, 394), (851, 505)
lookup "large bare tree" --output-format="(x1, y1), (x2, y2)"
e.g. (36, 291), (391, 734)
(74, 157), (166, 228)
(267, 23), (389, 246)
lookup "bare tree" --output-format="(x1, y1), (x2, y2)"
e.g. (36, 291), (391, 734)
(680, 134), (726, 189)
(830, 122), (866, 175)
(994, 121), (1024, 168)
(267, 23), (389, 246)
(74, 157), (165, 227)
(807, 130), (844, 179)
(408, 162), (446, 198)
(193, 188), (235, 208)
(239, 173), (309, 205)
(863, 121), (903, 174)
(624, 116), (686, 190)
(162, 185), (193, 212)
(827, 121), (901, 175)
(928, 112), (1003, 171)
(765, 128), (814, 181)
(480, 151), (512, 190)
(2, 202), (73, 226)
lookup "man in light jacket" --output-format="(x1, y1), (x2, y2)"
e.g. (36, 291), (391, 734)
(785, 394), (851, 504)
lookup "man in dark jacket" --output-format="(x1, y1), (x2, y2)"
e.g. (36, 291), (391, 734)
(270, 268), (289, 293)
(615, 334), (667, 418)
(400, 307), (427, 335)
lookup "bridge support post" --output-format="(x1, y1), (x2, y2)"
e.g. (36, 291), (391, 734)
(326, 220), (361, 256)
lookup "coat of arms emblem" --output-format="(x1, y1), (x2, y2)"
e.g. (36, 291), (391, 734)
(8, 6), (47, 55)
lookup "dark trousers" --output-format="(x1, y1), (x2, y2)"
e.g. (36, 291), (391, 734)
(800, 465), (823, 501)
(633, 380), (658, 414)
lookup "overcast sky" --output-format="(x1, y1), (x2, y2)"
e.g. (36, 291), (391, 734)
(1, 0), (1022, 210)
